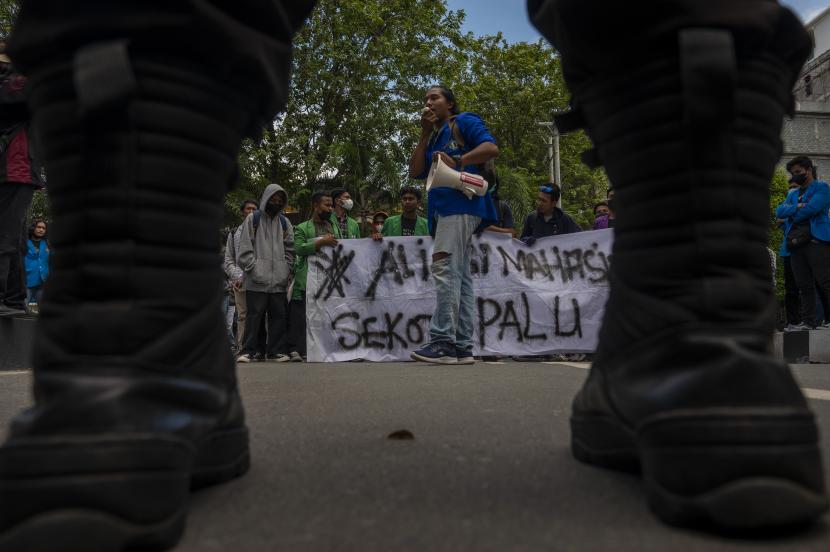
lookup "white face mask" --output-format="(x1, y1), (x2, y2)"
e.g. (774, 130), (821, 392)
(374, 224), (383, 232)
(341, 198), (354, 211)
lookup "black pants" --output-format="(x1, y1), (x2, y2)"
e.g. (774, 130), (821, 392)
(288, 294), (307, 356)
(783, 255), (801, 325)
(0, 183), (33, 306)
(243, 291), (287, 357)
(790, 241), (830, 327)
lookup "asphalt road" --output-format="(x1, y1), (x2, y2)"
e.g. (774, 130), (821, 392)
(1, 361), (829, 551)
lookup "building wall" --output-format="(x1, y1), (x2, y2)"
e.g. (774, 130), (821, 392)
(781, 101), (830, 178)
(809, 10), (830, 62)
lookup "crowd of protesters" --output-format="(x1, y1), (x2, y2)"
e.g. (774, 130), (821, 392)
(219, 177), (601, 362)
(5, 75), (827, 346)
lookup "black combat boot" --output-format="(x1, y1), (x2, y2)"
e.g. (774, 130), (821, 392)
(528, 0), (828, 529)
(0, 48), (257, 551)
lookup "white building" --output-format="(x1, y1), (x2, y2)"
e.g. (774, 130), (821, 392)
(794, 6), (830, 103)
(783, 7), (830, 177)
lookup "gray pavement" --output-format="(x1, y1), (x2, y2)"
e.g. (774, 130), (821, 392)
(1, 361), (829, 551)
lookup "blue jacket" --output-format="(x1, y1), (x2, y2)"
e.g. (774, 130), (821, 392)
(24, 239), (49, 288)
(775, 180), (830, 256)
(415, 112), (498, 233)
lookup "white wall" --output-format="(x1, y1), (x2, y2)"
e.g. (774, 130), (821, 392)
(810, 11), (830, 61)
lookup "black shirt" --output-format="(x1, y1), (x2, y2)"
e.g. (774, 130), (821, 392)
(520, 209), (581, 240)
(401, 216), (417, 236)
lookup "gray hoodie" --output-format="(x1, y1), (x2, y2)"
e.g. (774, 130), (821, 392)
(238, 184), (295, 293)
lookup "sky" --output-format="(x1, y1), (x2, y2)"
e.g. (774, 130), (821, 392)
(446, 0), (830, 44)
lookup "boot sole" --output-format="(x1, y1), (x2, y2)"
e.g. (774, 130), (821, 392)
(571, 411), (828, 529)
(0, 427), (249, 552)
(410, 352), (458, 364)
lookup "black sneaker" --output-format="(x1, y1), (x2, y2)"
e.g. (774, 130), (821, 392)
(456, 347), (475, 365)
(410, 342), (457, 365)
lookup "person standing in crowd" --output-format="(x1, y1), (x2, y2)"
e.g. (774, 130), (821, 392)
(24, 218), (48, 308)
(237, 184), (295, 363)
(330, 188), (361, 239)
(0, 43), (42, 317)
(371, 211), (389, 235)
(520, 184), (581, 245)
(224, 199), (259, 350)
(484, 187), (515, 236)
(290, 190), (340, 362)
(408, 85), (499, 364)
(592, 201), (611, 230)
(776, 156), (830, 330)
(378, 186), (429, 238)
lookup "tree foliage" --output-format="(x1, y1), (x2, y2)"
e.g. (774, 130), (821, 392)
(228, 0), (608, 229)
(0, 0), (18, 39)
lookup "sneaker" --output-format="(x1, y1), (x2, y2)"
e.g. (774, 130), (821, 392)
(0, 304), (25, 317)
(236, 353), (255, 363)
(817, 322), (830, 330)
(785, 323), (814, 332)
(410, 342), (457, 365)
(289, 351), (303, 362)
(456, 347), (475, 365)
(265, 354), (290, 363)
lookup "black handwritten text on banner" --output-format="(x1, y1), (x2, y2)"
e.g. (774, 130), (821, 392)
(306, 230), (613, 362)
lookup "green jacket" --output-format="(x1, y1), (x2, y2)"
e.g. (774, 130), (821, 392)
(381, 214), (429, 237)
(292, 218), (343, 300)
(330, 213), (361, 239)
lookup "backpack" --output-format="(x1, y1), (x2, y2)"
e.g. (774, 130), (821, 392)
(447, 115), (499, 195)
(251, 210), (289, 238)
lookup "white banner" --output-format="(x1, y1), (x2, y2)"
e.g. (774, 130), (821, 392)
(306, 229), (613, 362)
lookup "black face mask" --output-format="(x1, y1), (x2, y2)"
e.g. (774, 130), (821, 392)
(265, 203), (281, 216)
(792, 173), (808, 186)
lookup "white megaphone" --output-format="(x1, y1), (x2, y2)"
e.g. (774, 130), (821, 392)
(426, 156), (489, 199)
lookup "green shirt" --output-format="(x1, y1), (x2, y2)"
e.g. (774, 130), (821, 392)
(330, 212), (361, 239)
(381, 214), (429, 237)
(292, 218), (343, 300)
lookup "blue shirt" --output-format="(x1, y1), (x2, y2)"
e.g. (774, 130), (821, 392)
(24, 239), (49, 288)
(775, 180), (830, 256)
(415, 112), (498, 233)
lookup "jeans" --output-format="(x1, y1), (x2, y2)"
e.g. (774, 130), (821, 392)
(233, 287), (248, 349)
(790, 241), (830, 327)
(27, 286), (43, 305)
(429, 214), (481, 350)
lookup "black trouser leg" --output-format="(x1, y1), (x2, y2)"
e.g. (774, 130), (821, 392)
(791, 247), (818, 327)
(265, 292), (287, 356)
(243, 290), (267, 355)
(289, 295), (307, 356)
(784, 255), (802, 325)
(0, 184), (33, 305)
(807, 242), (830, 323)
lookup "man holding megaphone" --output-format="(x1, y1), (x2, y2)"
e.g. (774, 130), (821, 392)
(408, 86), (499, 365)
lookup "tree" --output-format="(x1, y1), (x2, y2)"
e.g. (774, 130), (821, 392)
(0, 0), (18, 39)
(229, 0), (468, 227)
(231, 0), (608, 230)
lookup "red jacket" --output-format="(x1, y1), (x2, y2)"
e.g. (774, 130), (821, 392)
(0, 68), (42, 188)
